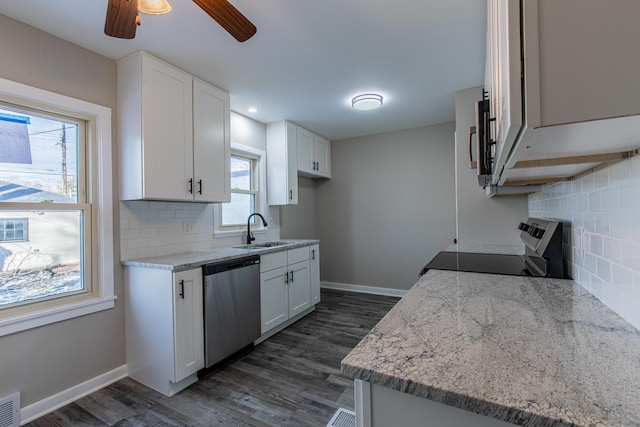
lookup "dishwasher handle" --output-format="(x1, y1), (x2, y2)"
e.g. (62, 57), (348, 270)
(203, 255), (260, 275)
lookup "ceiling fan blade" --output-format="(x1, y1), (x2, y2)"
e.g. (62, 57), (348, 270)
(193, 0), (257, 42)
(104, 0), (139, 39)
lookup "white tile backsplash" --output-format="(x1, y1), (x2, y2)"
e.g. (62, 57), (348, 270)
(119, 201), (280, 261)
(529, 156), (640, 330)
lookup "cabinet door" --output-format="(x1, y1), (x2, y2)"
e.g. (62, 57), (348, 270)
(260, 267), (289, 334)
(173, 268), (204, 382)
(296, 126), (315, 175)
(309, 245), (320, 305)
(141, 54), (194, 200)
(267, 121), (298, 205)
(193, 79), (231, 202)
(491, 0), (523, 182)
(285, 122), (299, 204)
(288, 260), (311, 317)
(313, 135), (331, 178)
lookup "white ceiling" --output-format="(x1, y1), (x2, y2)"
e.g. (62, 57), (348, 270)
(0, 0), (486, 141)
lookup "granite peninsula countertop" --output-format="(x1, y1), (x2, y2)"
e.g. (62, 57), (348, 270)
(121, 239), (319, 271)
(341, 269), (640, 426)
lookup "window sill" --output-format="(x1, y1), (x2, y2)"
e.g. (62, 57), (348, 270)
(0, 295), (116, 337)
(213, 227), (269, 238)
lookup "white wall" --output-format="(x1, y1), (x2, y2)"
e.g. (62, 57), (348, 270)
(0, 14), (124, 407)
(120, 111), (281, 261)
(280, 177), (317, 239)
(455, 87), (529, 246)
(529, 158), (640, 331)
(316, 123), (456, 291)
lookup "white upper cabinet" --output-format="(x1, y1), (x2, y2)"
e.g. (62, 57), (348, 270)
(192, 79), (231, 202)
(485, 0), (640, 186)
(297, 127), (332, 178)
(312, 134), (331, 178)
(267, 120), (331, 205)
(296, 126), (315, 176)
(118, 51), (230, 202)
(267, 121), (299, 205)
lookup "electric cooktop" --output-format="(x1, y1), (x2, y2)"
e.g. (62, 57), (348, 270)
(421, 218), (566, 279)
(421, 251), (531, 276)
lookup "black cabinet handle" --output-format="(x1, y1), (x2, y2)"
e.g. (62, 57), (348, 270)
(311, 249), (315, 260)
(289, 189), (293, 200)
(188, 179), (193, 194)
(290, 270), (294, 283)
(179, 280), (185, 299)
(198, 179), (202, 195)
(284, 272), (289, 284)
(316, 161), (319, 171)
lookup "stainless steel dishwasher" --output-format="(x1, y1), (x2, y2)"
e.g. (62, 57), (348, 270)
(202, 255), (261, 368)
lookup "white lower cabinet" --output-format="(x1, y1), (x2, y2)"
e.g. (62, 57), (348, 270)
(260, 246), (315, 335)
(288, 260), (311, 317)
(310, 244), (320, 305)
(125, 266), (204, 397)
(260, 266), (289, 333)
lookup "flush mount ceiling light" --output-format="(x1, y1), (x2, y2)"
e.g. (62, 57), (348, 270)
(351, 93), (383, 111)
(248, 107), (258, 113)
(138, 0), (172, 15)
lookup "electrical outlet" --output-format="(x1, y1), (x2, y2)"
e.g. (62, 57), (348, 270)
(183, 219), (195, 234)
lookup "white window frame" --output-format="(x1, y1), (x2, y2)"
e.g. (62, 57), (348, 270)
(214, 143), (267, 237)
(0, 77), (115, 337)
(0, 218), (29, 242)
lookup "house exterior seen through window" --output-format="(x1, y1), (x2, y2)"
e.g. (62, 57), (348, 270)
(0, 218), (28, 242)
(0, 104), (89, 309)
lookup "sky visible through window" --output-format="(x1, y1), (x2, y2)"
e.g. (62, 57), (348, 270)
(0, 108), (78, 200)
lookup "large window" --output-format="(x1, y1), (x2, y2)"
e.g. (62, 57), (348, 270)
(215, 144), (266, 235)
(0, 77), (114, 336)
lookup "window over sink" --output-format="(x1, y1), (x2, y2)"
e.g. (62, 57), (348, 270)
(214, 143), (267, 236)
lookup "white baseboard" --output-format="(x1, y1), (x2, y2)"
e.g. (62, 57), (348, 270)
(20, 365), (128, 425)
(320, 281), (407, 298)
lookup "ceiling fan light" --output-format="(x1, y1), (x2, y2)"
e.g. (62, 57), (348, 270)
(139, 0), (172, 15)
(352, 93), (383, 111)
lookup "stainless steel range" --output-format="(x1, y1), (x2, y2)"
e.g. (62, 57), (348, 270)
(422, 218), (566, 278)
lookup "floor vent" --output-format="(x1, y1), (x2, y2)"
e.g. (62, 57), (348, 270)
(0, 392), (20, 427)
(327, 407), (356, 427)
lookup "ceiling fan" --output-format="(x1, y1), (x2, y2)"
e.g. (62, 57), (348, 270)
(104, 0), (257, 42)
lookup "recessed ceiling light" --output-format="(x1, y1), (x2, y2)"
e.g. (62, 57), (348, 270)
(248, 107), (258, 113)
(351, 93), (383, 111)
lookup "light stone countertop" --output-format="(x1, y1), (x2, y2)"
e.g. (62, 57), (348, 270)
(121, 239), (319, 271)
(341, 269), (640, 426)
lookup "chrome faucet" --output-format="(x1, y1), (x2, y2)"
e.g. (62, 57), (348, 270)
(246, 213), (268, 244)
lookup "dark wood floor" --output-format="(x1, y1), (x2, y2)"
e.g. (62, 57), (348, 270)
(28, 289), (399, 427)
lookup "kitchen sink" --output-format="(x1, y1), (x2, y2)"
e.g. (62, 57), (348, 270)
(233, 241), (292, 249)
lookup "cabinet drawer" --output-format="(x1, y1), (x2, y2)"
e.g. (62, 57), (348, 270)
(287, 246), (309, 265)
(260, 251), (288, 272)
